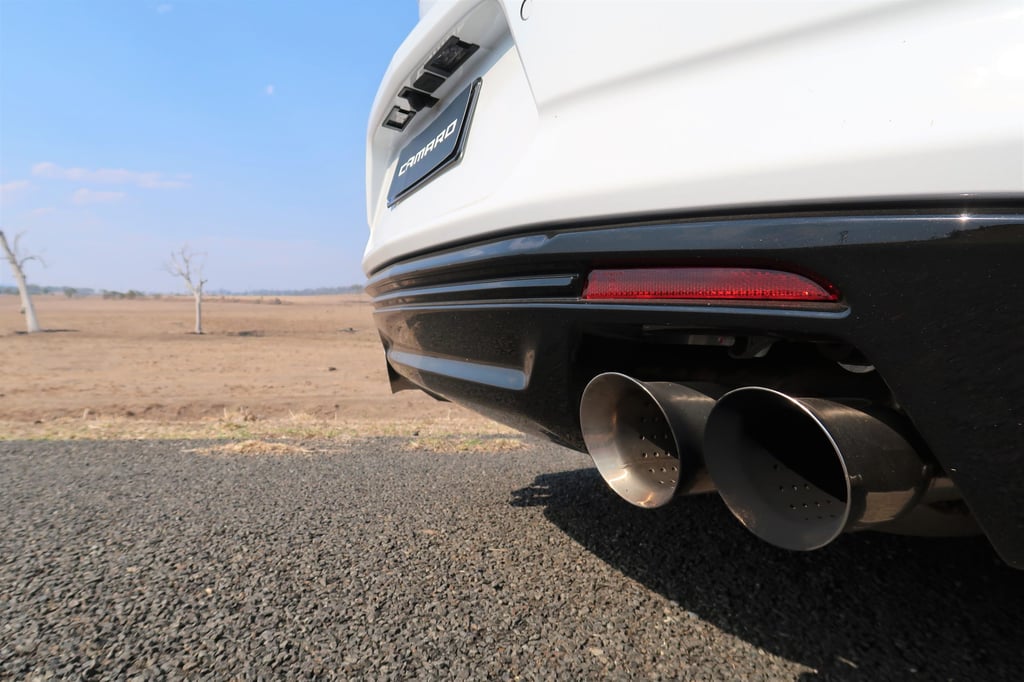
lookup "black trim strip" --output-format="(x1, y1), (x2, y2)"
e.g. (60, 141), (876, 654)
(368, 201), (1024, 277)
(373, 274), (577, 305)
(388, 349), (527, 390)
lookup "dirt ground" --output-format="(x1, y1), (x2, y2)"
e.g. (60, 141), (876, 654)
(0, 294), (503, 440)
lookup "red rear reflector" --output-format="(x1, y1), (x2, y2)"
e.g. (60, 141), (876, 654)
(582, 267), (839, 302)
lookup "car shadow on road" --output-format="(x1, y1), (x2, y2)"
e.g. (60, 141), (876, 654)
(511, 467), (1024, 681)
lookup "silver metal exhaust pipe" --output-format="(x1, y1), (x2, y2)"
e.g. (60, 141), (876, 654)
(580, 373), (715, 508)
(703, 387), (933, 551)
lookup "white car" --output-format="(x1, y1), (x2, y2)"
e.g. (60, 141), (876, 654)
(363, 0), (1024, 567)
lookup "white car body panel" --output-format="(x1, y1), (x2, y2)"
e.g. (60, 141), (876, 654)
(364, 0), (1024, 274)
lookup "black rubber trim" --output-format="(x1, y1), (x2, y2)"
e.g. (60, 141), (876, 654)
(367, 198), (1024, 276)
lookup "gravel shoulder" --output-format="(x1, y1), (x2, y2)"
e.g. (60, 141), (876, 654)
(2, 439), (1021, 680)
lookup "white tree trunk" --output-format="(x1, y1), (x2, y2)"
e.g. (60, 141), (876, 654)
(193, 289), (203, 334)
(0, 230), (41, 333)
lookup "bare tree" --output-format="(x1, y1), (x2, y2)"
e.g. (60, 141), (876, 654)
(0, 229), (42, 333)
(165, 246), (207, 334)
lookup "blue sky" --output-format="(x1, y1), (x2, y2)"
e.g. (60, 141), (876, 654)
(0, 1), (419, 292)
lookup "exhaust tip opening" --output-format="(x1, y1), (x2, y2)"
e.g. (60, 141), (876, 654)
(705, 388), (852, 551)
(580, 373), (700, 508)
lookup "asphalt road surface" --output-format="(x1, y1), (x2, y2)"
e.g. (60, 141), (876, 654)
(2, 438), (1022, 680)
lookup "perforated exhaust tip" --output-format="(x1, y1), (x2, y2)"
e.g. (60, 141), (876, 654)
(704, 387), (928, 551)
(580, 373), (714, 508)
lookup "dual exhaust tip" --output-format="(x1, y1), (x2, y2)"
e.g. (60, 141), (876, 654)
(579, 374), (715, 509)
(580, 373), (941, 551)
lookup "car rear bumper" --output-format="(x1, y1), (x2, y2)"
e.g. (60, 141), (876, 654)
(366, 205), (1024, 567)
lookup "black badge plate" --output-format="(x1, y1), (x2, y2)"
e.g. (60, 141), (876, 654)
(387, 79), (482, 206)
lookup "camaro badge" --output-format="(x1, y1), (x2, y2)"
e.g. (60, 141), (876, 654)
(398, 119), (459, 177)
(388, 79), (481, 206)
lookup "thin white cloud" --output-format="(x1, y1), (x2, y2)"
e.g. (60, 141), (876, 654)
(72, 188), (126, 205)
(33, 162), (190, 189)
(265, 84), (275, 96)
(0, 180), (32, 202)
(156, 4), (173, 14)
(30, 207), (56, 216)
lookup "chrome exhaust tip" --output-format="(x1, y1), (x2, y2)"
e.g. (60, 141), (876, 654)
(580, 373), (714, 508)
(703, 387), (931, 551)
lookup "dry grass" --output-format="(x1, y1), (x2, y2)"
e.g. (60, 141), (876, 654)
(405, 435), (527, 453)
(184, 440), (313, 456)
(0, 411), (525, 446)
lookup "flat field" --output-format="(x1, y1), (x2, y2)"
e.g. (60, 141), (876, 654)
(0, 294), (501, 440)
